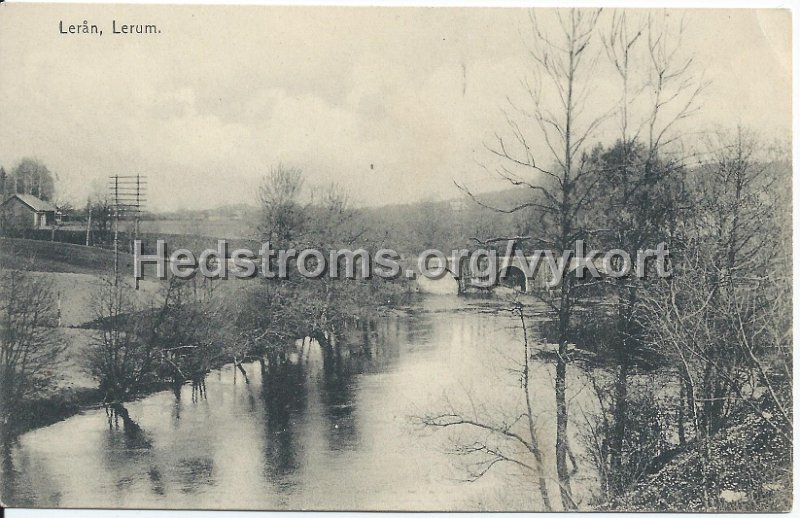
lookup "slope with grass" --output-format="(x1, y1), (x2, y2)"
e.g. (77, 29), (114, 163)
(608, 405), (792, 512)
(0, 237), (135, 275)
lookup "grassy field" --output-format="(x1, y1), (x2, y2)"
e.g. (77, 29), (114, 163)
(0, 237), (135, 275)
(1, 238), (166, 434)
(138, 218), (258, 240)
(18, 270), (163, 327)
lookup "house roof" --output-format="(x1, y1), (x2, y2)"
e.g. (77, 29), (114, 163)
(2, 193), (57, 212)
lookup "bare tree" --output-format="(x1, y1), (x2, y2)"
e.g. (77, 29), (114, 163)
(639, 128), (792, 509)
(147, 275), (226, 392)
(413, 304), (553, 510)
(456, 9), (606, 509)
(0, 268), (66, 440)
(259, 163), (307, 248)
(85, 185), (115, 246)
(247, 166), (401, 386)
(87, 277), (159, 406)
(584, 9), (704, 497)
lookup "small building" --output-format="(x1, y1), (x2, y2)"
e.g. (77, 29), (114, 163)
(1, 193), (59, 229)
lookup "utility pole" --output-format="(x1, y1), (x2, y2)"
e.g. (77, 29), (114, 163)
(113, 176), (119, 286)
(85, 197), (92, 247)
(109, 174), (147, 289)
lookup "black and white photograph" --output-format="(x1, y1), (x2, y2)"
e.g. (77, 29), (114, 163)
(0, 3), (793, 512)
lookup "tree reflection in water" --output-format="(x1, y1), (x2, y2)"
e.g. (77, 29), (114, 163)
(99, 403), (155, 496)
(101, 403), (218, 497)
(257, 318), (406, 487)
(260, 344), (308, 488)
(0, 312), (438, 508)
(105, 403), (152, 450)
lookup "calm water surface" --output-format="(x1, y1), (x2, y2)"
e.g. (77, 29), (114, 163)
(2, 297), (597, 510)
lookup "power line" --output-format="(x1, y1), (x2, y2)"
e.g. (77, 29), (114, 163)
(109, 174), (147, 289)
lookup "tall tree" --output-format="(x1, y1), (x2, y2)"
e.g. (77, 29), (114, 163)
(458, 9), (606, 509)
(10, 158), (56, 201)
(249, 164), (398, 380)
(586, 10), (703, 497)
(258, 164), (307, 248)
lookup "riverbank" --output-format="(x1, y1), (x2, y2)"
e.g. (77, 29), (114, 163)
(8, 387), (103, 438)
(1, 300), (545, 509)
(3, 275), (420, 442)
(4, 293), (538, 441)
(608, 404), (792, 512)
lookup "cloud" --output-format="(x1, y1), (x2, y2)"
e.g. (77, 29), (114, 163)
(0, 6), (790, 210)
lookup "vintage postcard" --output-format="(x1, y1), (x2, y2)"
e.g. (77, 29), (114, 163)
(0, 3), (792, 512)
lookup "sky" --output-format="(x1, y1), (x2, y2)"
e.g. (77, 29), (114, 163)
(0, 5), (791, 211)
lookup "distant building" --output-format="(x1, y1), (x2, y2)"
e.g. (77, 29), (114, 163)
(1, 193), (59, 229)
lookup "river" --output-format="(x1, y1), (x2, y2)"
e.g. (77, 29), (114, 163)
(1, 296), (600, 510)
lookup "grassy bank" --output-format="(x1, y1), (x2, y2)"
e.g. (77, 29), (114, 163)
(607, 405), (792, 512)
(8, 387), (103, 438)
(0, 237), (135, 275)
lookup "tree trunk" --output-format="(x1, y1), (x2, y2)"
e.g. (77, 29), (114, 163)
(678, 377), (686, 446)
(700, 361), (714, 438)
(518, 305), (553, 511)
(610, 359), (629, 494)
(555, 284), (575, 510)
(555, 357), (573, 509)
(233, 356), (250, 384)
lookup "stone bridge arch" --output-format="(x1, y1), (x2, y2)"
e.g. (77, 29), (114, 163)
(498, 264), (527, 293)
